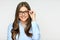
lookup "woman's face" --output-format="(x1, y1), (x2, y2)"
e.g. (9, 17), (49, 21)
(19, 6), (29, 22)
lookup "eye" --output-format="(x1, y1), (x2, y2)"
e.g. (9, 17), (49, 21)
(24, 11), (29, 13)
(19, 11), (22, 13)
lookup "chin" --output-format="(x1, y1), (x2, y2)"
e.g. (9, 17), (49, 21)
(20, 19), (27, 22)
(19, 17), (28, 22)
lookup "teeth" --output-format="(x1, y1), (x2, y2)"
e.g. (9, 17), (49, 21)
(22, 17), (25, 18)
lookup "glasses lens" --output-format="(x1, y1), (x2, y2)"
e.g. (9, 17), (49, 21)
(24, 11), (29, 13)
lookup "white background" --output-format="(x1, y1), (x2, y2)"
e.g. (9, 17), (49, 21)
(0, 0), (60, 40)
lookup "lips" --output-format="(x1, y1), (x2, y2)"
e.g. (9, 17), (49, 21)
(21, 16), (26, 19)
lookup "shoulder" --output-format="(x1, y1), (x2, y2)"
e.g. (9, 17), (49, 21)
(29, 21), (39, 33)
(31, 21), (40, 34)
(31, 21), (39, 28)
(8, 23), (13, 31)
(7, 23), (13, 40)
(31, 21), (39, 26)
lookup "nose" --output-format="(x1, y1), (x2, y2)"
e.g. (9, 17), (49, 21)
(22, 13), (25, 15)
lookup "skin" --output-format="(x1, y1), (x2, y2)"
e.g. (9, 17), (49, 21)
(19, 6), (36, 27)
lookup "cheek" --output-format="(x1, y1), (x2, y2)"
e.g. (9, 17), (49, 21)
(26, 14), (29, 18)
(19, 15), (21, 19)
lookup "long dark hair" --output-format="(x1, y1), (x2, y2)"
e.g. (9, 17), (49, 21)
(11, 1), (32, 40)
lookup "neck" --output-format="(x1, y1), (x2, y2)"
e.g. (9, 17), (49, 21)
(20, 21), (26, 25)
(20, 21), (27, 28)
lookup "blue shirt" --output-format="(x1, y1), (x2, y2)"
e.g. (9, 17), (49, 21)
(7, 21), (40, 40)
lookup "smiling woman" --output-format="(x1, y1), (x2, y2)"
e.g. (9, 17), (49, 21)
(7, 1), (40, 40)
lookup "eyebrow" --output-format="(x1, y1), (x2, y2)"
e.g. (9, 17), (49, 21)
(19, 10), (29, 12)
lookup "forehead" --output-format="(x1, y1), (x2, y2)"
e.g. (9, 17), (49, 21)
(19, 6), (28, 11)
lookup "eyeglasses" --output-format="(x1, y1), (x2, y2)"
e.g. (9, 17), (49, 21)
(19, 11), (29, 14)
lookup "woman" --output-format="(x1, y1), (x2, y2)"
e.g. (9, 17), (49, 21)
(7, 1), (40, 40)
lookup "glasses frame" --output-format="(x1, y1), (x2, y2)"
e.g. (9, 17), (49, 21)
(18, 10), (29, 15)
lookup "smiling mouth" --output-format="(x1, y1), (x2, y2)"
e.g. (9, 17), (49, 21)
(21, 16), (26, 19)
